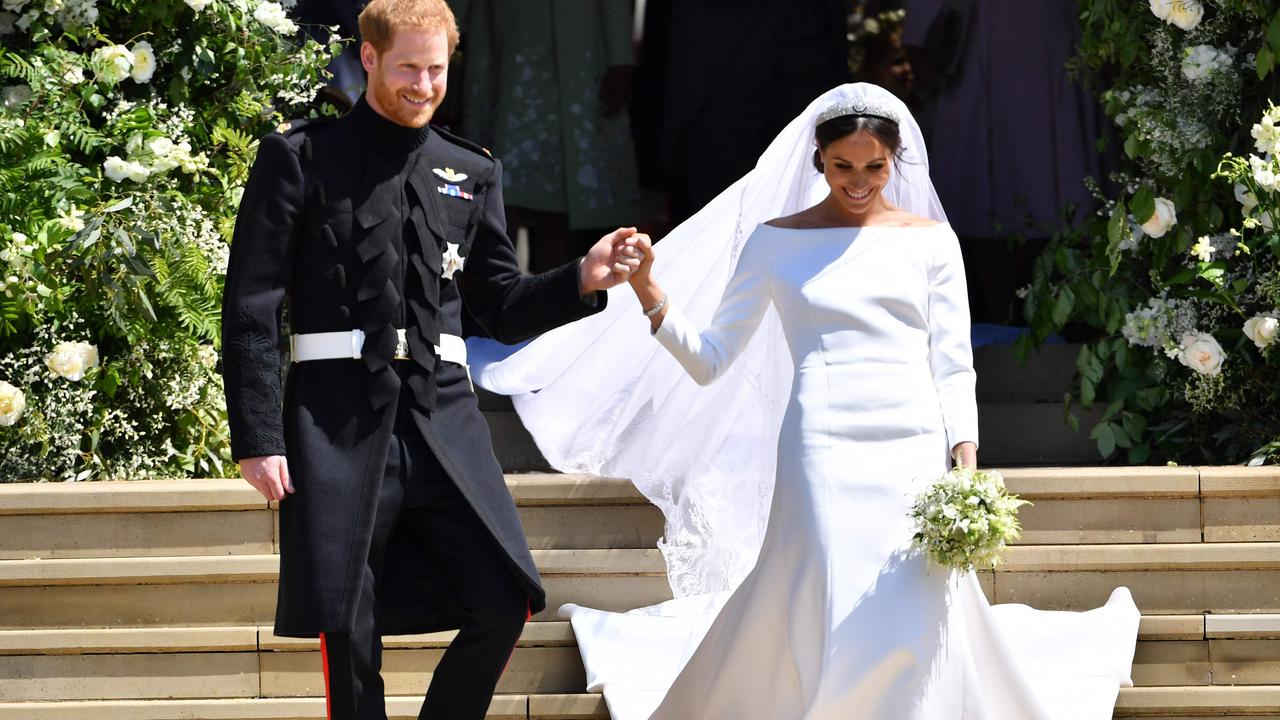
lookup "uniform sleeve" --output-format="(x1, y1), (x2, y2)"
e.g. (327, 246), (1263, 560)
(456, 158), (606, 344)
(653, 228), (773, 386)
(926, 227), (979, 451)
(220, 133), (304, 461)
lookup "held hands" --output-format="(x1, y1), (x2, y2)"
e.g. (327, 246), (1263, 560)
(239, 455), (293, 502)
(952, 442), (978, 470)
(580, 227), (647, 293)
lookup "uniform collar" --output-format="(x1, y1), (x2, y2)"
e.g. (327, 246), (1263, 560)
(349, 94), (432, 153)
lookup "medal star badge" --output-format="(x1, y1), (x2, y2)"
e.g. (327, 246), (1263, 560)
(433, 167), (468, 183)
(441, 242), (466, 280)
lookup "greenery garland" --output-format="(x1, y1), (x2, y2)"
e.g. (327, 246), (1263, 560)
(1022, 0), (1280, 465)
(0, 0), (338, 480)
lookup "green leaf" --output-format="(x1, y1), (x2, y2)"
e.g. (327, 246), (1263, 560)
(1052, 287), (1075, 326)
(1131, 188), (1155, 224)
(1091, 422), (1117, 458)
(1123, 135), (1139, 159)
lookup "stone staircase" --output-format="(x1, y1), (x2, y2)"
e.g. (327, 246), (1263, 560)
(1, 467), (1278, 718)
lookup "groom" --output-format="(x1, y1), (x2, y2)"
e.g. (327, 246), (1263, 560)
(220, 0), (640, 716)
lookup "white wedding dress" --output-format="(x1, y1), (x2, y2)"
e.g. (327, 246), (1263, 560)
(560, 221), (1140, 719)
(469, 84), (1141, 720)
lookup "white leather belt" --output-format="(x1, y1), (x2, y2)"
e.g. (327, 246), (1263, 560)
(290, 329), (468, 366)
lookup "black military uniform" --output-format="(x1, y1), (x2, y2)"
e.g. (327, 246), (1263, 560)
(221, 96), (606, 718)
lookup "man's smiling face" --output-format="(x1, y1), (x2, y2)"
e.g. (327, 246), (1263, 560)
(360, 26), (449, 128)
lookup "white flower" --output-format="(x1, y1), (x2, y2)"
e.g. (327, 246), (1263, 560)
(184, 0), (210, 10)
(46, 341), (99, 381)
(1250, 156), (1278, 192)
(1190, 236), (1216, 263)
(2, 83), (30, 108)
(1177, 331), (1224, 376)
(102, 155), (149, 183)
(1181, 45), (1230, 82)
(1243, 313), (1280, 350)
(441, 242), (465, 280)
(198, 345), (218, 369)
(1253, 112), (1280, 156)
(103, 155), (130, 182)
(57, 205), (85, 232)
(862, 18), (880, 34)
(129, 40), (155, 83)
(1141, 197), (1177, 239)
(91, 43), (133, 84)
(1236, 183), (1259, 215)
(1151, 0), (1203, 30)
(253, 1), (297, 34)
(0, 380), (25, 426)
(62, 64), (85, 84)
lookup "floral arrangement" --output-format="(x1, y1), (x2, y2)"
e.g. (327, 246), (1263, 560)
(1021, 0), (1280, 465)
(909, 467), (1029, 571)
(846, 3), (907, 76)
(0, 0), (339, 480)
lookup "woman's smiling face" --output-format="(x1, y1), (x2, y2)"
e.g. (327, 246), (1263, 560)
(819, 129), (893, 216)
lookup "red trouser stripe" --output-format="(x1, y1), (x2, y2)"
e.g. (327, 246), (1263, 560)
(319, 632), (333, 720)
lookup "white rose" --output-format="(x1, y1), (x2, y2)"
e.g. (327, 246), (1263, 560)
(0, 380), (25, 426)
(1177, 331), (1224, 376)
(122, 159), (150, 183)
(103, 155), (130, 182)
(1166, 0), (1203, 30)
(1149, 0), (1172, 20)
(147, 136), (174, 157)
(62, 64), (85, 84)
(91, 43), (133, 84)
(1141, 197), (1177, 239)
(253, 1), (297, 34)
(1243, 314), (1280, 349)
(46, 340), (99, 381)
(184, 0), (210, 10)
(129, 40), (155, 83)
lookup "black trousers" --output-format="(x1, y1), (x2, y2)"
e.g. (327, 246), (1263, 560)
(319, 416), (529, 720)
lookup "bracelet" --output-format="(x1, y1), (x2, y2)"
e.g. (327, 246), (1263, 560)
(643, 294), (667, 318)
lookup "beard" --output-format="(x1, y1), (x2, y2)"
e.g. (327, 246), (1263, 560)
(368, 73), (438, 128)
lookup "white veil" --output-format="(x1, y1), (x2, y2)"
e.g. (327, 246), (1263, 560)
(468, 83), (946, 597)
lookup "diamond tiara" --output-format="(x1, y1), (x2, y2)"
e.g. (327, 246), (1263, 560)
(815, 101), (900, 127)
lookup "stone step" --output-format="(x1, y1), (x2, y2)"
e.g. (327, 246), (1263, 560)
(5, 543), (1280, 629)
(1, 617), (1278, 702)
(2, 468), (1277, 560)
(3, 687), (1277, 720)
(0, 550), (670, 628)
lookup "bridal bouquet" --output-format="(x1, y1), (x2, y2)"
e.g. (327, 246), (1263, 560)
(909, 467), (1029, 571)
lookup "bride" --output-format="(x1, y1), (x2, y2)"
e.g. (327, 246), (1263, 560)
(469, 83), (1140, 719)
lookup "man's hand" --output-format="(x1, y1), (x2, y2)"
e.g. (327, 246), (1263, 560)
(239, 455), (293, 502)
(952, 442), (978, 470)
(580, 226), (644, 293)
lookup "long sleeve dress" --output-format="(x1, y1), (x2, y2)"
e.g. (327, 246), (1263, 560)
(561, 222), (1141, 719)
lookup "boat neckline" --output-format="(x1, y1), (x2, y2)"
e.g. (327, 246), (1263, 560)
(760, 221), (950, 231)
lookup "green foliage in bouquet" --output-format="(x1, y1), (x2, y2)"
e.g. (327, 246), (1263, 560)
(1020, 0), (1280, 465)
(0, 0), (340, 480)
(909, 467), (1029, 572)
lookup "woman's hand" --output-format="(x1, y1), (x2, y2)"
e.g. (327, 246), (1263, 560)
(952, 441), (977, 470)
(619, 233), (666, 330)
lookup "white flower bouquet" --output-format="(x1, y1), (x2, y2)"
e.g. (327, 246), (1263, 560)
(909, 467), (1029, 571)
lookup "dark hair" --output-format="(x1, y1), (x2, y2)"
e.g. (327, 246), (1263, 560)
(812, 115), (903, 172)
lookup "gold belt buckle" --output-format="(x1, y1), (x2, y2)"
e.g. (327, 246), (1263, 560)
(394, 329), (410, 360)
